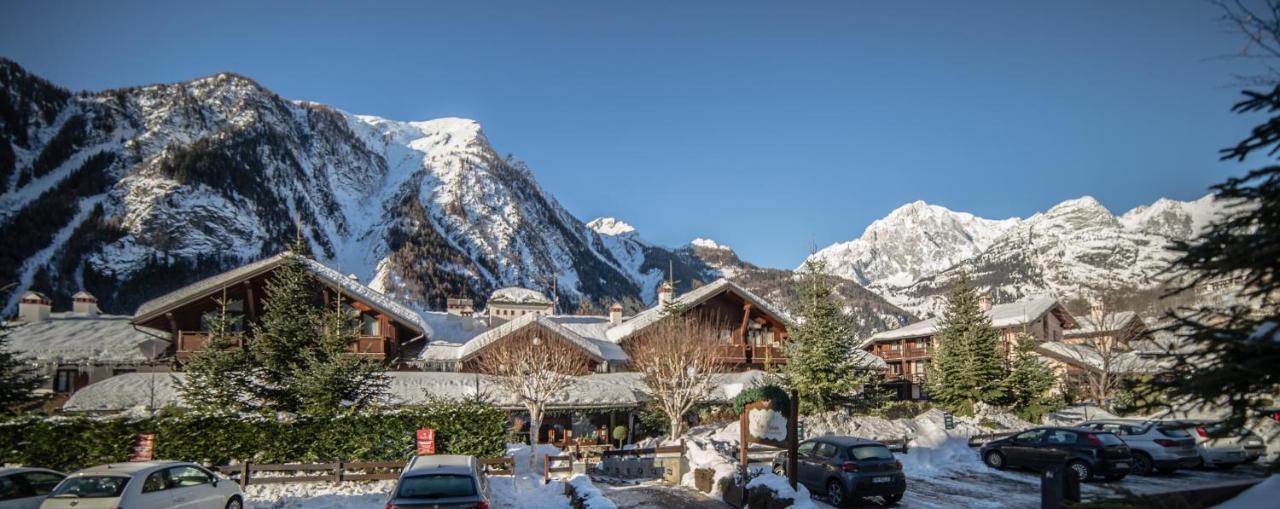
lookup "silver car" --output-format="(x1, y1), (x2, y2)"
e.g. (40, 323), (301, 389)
(1166, 419), (1267, 468)
(41, 461), (243, 509)
(386, 455), (489, 509)
(1079, 419), (1199, 475)
(0, 468), (66, 509)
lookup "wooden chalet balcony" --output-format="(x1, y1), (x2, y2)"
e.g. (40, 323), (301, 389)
(175, 331), (390, 360)
(715, 344), (749, 363)
(750, 344), (787, 365)
(713, 343), (787, 365)
(875, 346), (930, 361)
(884, 371), (928, 384)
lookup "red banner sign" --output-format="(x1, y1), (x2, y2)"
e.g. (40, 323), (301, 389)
(416, 428), (436, 455)
(130, 433), (154, 462)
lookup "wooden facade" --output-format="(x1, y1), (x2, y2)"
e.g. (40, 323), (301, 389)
(646, 288), (790, 369)
(134, 268), (421, 365)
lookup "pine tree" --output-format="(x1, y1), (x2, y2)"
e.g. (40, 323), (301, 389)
(1153, 85), (1280, 453)
(248, 249), (320, 413)
(0, 309), (46, 413)
(291, 292), (389, 415)
(1001, 333), (1062, 421)
(925, 272), (1006, 414)
(783, 259), (867, 414)
(176, 291), (252, 413)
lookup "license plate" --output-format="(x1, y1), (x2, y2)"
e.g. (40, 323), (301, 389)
(1114, 463), (1128, 469)
(873, 476), (892, 484)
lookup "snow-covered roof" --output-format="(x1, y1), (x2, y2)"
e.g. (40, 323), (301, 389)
(4, 313), (170, 363)
(449, 312), (627, 362)
(605, 278), (791, 342)
(488, 287), (552, 305)
(63, 369), (774, 413)
(418, 311), (487, 345)
(1064, 311), (1143, 338)
(861, 295), (1072, 346)
(1033, 341), (1167, 375)
(132, 252), (427, 334)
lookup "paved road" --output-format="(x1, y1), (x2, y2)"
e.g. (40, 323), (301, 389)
(597, 482), (731, 509)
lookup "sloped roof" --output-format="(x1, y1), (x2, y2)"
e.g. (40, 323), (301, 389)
(451, 312), (628, 362)
(1064, 311), (1143, 338)
(489, 287), (552, 305)
(1034, 341), (1167, 375)
(861, 295), (1073, 347)
(131, 252), (427, 334)
(4, 313), (170, 363)
(605, 278), (791, 342)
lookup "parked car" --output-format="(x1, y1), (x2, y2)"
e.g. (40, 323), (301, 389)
(1078, 419), (1199, 475)
(1165, 419), (1268, 468)
(386, 455), (490, 509)
(40, 461), (242, 509)
(772, 436), (906, 507)
(980, 427), (1132, 482)
(0, 468), (65, 509)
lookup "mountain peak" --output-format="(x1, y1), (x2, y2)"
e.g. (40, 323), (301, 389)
(691, 238), (732, 251)
(587, 217), (637, 236)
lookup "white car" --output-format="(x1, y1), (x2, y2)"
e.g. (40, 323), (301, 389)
(0, 468), (66, 509)
(40, 461), (243, 509)
(1166, 419), (1267, 468)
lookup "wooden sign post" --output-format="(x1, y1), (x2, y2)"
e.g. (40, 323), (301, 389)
(129, 433), (155, 462)
(416, 428), (436, 455)
(737, 390), (801, 491)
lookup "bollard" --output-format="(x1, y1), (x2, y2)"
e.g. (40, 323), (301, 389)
(1040, 464), (1064, 509)
(1062, 463), (1080, 503)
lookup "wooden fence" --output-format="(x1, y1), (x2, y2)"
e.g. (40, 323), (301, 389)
(215, 456), (514, 488)
(542, 454), (574, 484)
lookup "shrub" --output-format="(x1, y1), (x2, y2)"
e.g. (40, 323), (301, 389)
(731, 384), (791, 415)
(874, 401), (932, 420)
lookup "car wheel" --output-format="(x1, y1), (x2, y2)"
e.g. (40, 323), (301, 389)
(1130, 452), (1154, 476)
(1068, 461), (1092, 482)
(225, 496), (243, 509)
(1103, 473), (1127, 482)
(827, 479), (847, 507)
(983, 450), (1006, 469)
(882, 492), (904, 506)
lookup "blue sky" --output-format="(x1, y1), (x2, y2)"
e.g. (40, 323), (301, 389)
(0, 1), (1261, 268)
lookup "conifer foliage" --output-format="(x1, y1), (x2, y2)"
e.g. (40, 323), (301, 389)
(925, 272), (1006, 414)
(784, 259), (880, 414)
(0, 300), (46, 413)
(176, 291), (252, 412)
(1000, 333), (1062, 421)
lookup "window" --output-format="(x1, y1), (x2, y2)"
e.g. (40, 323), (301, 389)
(54, 368), (77, 393)
(142, 470), (169, 493)
(0, 475), (31, 501)
(1014, 430), (1046, 444)
(359, 314), (380, 336)
(849, 445), (894, 460)
(18, 472), (63, 495)
(396, 474), (477, 499)
(166, 466), (212, 488)
(797, 441), (817, 457)
(1046, 430), (1078, 444)
(814, 442), (838, 459)
(50, 476), (130, 498)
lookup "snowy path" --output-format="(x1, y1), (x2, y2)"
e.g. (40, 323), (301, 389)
(597, 481), (729, 509)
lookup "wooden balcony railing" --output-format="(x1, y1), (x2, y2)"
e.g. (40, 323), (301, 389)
(176, 331), (390, 360)
(875, 347), (930, 361)
(713, 343), (788, 365)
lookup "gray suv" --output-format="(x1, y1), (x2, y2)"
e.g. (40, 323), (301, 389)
(772, 436), (906, 507)
(386, 455), (489, 509)
(1079, 419), (1199, 475)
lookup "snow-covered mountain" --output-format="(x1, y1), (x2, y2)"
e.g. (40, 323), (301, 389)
(809, 195), (1229, 317)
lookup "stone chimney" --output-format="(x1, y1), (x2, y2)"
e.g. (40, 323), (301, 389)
(1090, 300), (1105, 326)
(657, 281), (675, 308)
(609, 302), (624, 326)
(447, 297), (475, 317)
(17, 291), (51, 322)
(72, 290), (99, 315)
(978, 294), (992, 313)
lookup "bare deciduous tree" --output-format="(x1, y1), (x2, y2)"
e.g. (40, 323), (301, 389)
(474, 327), (591, 447)
(625, 313), (726, 440)
(1060, 299), (1149, 407)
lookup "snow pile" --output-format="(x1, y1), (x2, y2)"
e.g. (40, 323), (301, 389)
(747, 408), (788, 442)
(801, 406), (1032, 444)
(1213, 475), (1280, 509)
(744, 473), (817, 509)
(680, 423), (743, 497)
(486, 443), (571, 509)
(567, 474), (617, 509)
(1041, 404), (1117, 426)
(245, 480), (393, 509)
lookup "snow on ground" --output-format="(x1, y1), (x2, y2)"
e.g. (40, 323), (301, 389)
(1213, 474), (1280, 508)
(246, 481), (393, 509)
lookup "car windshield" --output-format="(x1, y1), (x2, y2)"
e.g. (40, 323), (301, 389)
(396, 474), (477, 499)
(1156, 426), (1191, 438)
(1094, 433), (1124, 446)
(848, 445), (894, 460)
(50, 476), (130, 498)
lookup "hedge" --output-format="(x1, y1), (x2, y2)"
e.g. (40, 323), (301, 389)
(0, 399), (508, 472)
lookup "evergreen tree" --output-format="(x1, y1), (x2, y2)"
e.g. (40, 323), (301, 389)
(291, 293), (389, 415)
(925, 272), (1006, 414)
(176, 291), (252, 413)
(783, 259), (868, 414)
(248, 249), (320, 413)
(1153, 85), (1280, 454)
(0, 303), (46, 413)
(1001, 333), (1062, 421)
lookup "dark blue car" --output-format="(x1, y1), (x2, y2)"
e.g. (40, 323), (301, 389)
(772, 436), (906, 507)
